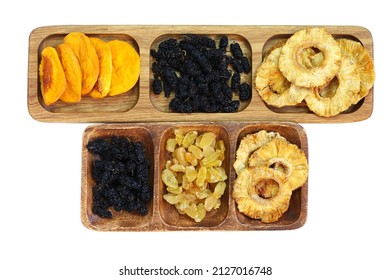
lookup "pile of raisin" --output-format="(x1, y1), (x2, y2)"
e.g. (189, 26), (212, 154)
(151, 35), (251, 113)
(86, 136), (151, 218)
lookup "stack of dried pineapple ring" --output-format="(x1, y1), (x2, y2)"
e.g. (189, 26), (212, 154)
(255, 46), (316, 108)
(255, 27), (375, 117)
(233, 130), (285, 174)
(232, 130), (308, 223)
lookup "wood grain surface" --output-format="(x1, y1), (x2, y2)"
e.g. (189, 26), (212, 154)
(80, 122), (308, 231)
(28, 25), (374, 123)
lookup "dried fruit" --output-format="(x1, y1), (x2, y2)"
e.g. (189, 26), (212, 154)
(162, 169), (179, 189)
(233, 130), (308, 222)
(248, 137), (308, 191)
(89, 37), (112, 98)
(278, 28), (341, 88)
(56, 43), (82, 103)
(304, 57), (361, 117)
(298, 48), (324, 69)
(39, 46), (67, 106)
(166, 138), (177, 153)
(199, 132), (216, 149)
(87, 137), (151, 218)
(337, 38), (375, 104)
(255, 46), (314, 108)
(233, 130), (285, 175)
(151, 35), (251, 113)
(182, 130), (198, 148)
(162, 129), (227, 222)
(233, 167), (292, 223)
(108, 40), (140, 96)
(255, 28), (374, 117)
(39, 32), (142, 105)
(64, 32), (99, 95)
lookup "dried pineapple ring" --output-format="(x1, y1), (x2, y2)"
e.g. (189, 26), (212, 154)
(233, 130), (285, 175)
(337, 39), (375, 104)
(248, 137), (308, 191)
(232, 167), (292, 223)
(255, 47), (314, 108)
(279, 28), (341, 87)
(304, 57), (361, 117)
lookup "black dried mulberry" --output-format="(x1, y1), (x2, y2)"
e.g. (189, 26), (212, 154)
(231, 72), (240, 92)
(219, 35), (228, 50)
(239, 82), (252, 101)
(87, 137), (152, 218)
(230, 42), (244, 59)
(151, 34), (251, 113)
(152, 78), (162, 94)
(241, 56), (251, 74)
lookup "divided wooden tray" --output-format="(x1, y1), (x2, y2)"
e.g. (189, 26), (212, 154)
(28, 25), (374, 123)
(81, 122), (308, 231)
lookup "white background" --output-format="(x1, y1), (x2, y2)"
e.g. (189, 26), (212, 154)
(1, 1), (389, 279)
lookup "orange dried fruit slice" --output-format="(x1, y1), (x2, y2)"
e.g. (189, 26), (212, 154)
(337, 38), (375, 104)
(39, 46), (67, 106)
(107, 40), (140, 96)
(232, 167), (292, 223)
(255, 46), (314, 108)
(89, 37), (112, 98)
(64, 32), (99, 95)
(56, 43), (82, 103)
(279, 28), (341, 87)
(248, 137), (308, 191)
(304, 57), (361, 117)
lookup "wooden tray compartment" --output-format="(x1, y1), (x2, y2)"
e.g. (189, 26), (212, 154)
(82, 126), (155, 231)
(28, 25), (374, 123)
(158, 124), (231, 228)
(149, 33), (252, 113)
(81, 122), (308, 231)
(35, 32), (140, 114)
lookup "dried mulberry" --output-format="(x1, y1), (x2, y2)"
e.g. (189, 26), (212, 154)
(151, 34), (251, 113)
(87, 137), (151, 218)
(152, 76), (162, 94)
(230, 42), (244, 59)
(239, 83), (252, 101)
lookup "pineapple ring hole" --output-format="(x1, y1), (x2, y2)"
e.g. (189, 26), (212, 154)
(318, 77), (339, 99)
(254, 178), (279, 199)
(269, 158), (292, 177)
(296, 46), (324, 70)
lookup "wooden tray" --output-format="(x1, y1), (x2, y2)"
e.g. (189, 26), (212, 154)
(28, 25), (374, 123)
(81, 122), (308, 231)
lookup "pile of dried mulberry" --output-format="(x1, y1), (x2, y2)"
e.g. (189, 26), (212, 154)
(87, 136), (151, 218)
(151, 35), (251, 113)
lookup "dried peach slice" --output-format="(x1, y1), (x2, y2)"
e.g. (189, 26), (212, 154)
(64, 32), (99, 95)
(89, 37), (112, 98)
(39, 46), (67, 106)
(107, 40), (140, 96)
(56, 43), (82, 103)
